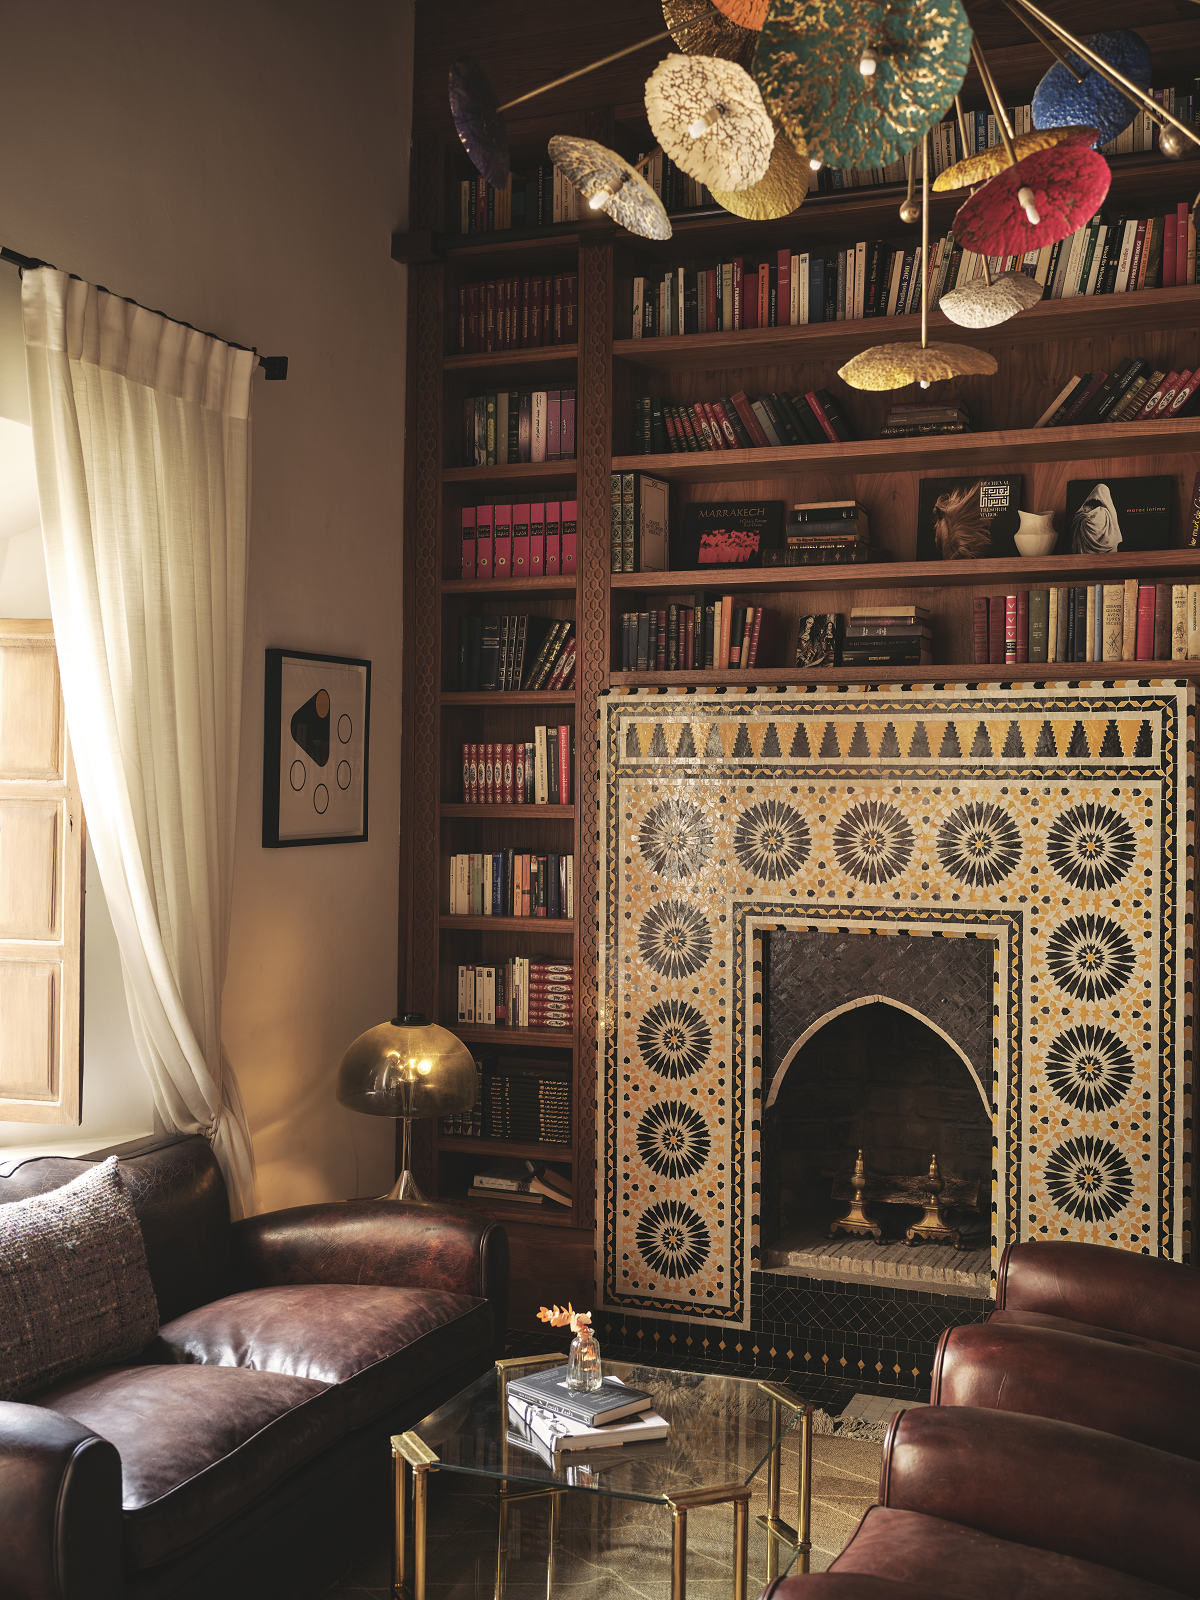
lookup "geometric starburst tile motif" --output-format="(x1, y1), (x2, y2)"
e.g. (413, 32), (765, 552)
(598, 683), (1193, 1328)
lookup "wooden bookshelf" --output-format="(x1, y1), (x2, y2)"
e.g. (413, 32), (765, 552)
(402, 0), (1200, 1328)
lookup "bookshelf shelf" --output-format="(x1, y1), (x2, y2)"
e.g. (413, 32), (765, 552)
(609, 663), (1200, 688)
(612, 549), (1200, 595)
(613, 287), (1200, 373)
(441, 803), (575, 818)
(437, 1135), (573, 1161)
(441, 690), (577, 706)
(445, 346), (578, 371)
(442, 575), (577, 596)
(612, 420), (1200, 483)
(443, 462), (578, 485)
(440, 915), (574, 932)
(452, 1024), (576, 1051)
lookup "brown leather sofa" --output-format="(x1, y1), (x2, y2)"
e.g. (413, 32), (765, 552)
(0, 1133), (509, 1600)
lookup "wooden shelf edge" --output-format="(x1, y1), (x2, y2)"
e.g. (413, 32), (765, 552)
(443, 462), (580, 484)
(612, 420), (1200, 482)
(441, 690), (578, 705)
(450, 1025), (577, 1051)
(444, 345), (579, 371)
(437, 1135), (574, 1162)
(608, 663), (1200, 687)
(441, 803), (575, 818)
(440, 915), (575, 930)
(441, 576), (577, 594)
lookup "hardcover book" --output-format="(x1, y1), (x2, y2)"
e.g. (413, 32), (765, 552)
(916, 475), (1023, 560)
(1061, 475), (1174, 554)
(504, 1367), (653, 1426)
(673, 500), (785, 570)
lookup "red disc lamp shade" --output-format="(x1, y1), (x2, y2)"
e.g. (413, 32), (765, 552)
(953, 143), (1112, 255)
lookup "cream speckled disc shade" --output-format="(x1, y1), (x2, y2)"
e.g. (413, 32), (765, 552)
(939, 270), (1043, 329)
(646, 53), (775, 191)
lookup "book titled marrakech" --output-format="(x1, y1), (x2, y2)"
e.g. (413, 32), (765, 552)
(674, 499), (784, 568)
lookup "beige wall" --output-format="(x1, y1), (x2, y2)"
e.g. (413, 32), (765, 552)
(0, 0), (414, 1205)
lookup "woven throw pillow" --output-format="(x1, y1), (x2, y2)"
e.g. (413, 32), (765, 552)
(0, 1155), (159, 1400)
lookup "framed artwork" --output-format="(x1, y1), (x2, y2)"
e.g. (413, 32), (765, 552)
(263, 649), (371, 847)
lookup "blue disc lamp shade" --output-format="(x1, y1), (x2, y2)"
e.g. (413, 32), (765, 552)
(1031, 28), (1152, 147)
(337, 1015), (476, 1201)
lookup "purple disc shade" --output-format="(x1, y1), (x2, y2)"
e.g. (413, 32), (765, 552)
(449, 56), (510, 190)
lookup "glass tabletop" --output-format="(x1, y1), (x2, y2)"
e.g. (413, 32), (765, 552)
(414, 1359), (808, 1505)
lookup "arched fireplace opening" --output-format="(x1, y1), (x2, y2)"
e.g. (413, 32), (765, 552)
(763, 999), (992, 1286)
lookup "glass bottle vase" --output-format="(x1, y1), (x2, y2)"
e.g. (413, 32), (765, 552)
(566, 1327), (603, 1392)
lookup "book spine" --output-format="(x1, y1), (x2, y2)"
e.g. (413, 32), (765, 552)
(1016, 590), (1029, 664)
(1102, 585), (1124, 662)
(1122, 578), (1139, 661)
(1084, 584), (1096, 661)
(1135, 585), (1157, 660)
(1004, 594), (1017, 664)
(1172, 584), (1189, 659)
(1028, 589), (1049, 663)
(1153, 583), (1172, 661)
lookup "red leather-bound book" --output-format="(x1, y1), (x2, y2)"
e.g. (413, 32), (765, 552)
(988, 596), (1006, 664)
(1154, 583), (1172, 660)
(1135, 584), (1157, 660)
(728, 392), (769, 447)
(803, 391), (840, 445)
(461, 505), (476, 581)
(557, 723), (572, 804)
(502, 743), (515, 805)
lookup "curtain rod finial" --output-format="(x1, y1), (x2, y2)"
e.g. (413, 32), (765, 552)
(258, 356), (288, 380)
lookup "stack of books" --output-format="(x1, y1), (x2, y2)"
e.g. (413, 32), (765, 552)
(456, 959), (575, 1035)
(617, 601), (782, 671)
(1035, 361), (1198, 428)
(457, 272), (577, 353)
(880, 400), (969, 437)
(463, 390), (577, 466)
(469, 1161), (572, 1208)
(481, 1058), (572, 1142)
(506, 1365), (668, 1461)
(459, 164), (582, 233)
(778, 500), (876, 567)
(842, 606), (933, 668)
(631, 388), (856, 454)
(459, 502), (577, 582)
(460, 730), (574, 806)
(634, 149), (713, 214)
(973, 581), (1200, 664)
(457, 618), (576, 692)
(448, 852), (574, 919)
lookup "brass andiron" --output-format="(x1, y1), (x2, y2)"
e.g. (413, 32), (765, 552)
(905, 1154), (962, 1250)
(829, 1149), (882, 1242)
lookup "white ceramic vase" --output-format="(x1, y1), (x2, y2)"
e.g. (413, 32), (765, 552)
(1014, 511), (1057, 556)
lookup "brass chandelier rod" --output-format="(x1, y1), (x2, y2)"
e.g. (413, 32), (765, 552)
(970, 39), (1017, 161)
(496, 30), (671, 112)
(920, 131), (930, 351)
(996, 0), (1083, 83)
(953, 94), (992, 284)
(1004, 0), (1198, 148)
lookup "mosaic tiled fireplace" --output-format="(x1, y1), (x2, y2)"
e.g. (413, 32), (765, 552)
(597, 682), (1193, 1355)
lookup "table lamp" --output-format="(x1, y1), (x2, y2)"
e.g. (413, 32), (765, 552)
(336, 1014), (476, 1201)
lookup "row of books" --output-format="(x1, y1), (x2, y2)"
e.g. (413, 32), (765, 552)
(634, 148), (714, 214)
(630, 388), (856, 456)
(449, 851), (574, 919)
(456, 616), (576, 692)
(458, 164), (579, 233)
(838, 607), (933, 667)
(773, 499), (886, 568)
(973, 583), (1200, 665)
(457, 960), (574, 1031)
(507, 1366), (667, 1458)
(811, 87), (1200, 190)
(611, 470), (668, 575)
(469, 1161), (572, 1208)
(456, 272), (578, 354)
(461, 733), (573, 806)
(1035, 360), (1198, 430)
(618, 602), (783, 672)
(458, 501), (578, 582)
(463, 389), (577, 468)
(443, 1055), (572, 1145)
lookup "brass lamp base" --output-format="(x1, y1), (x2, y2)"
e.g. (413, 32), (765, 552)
(386, 1168), (429, 1203)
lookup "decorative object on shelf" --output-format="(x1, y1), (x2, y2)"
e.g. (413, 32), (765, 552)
(795, 613), (840, 667)
(712, 0), (769, 27)
(336, 1014), (476, 1202)
(1030, 26), (1151, 147)
(708, 120), (810, 218)
(752, 0), (971, 171)
(537, 1303), (603, 1391)
(839, 133), (997, 391)
(916, 474), (1023, 560)
(932, 123), (1099, 190)
(1014, 510), (1058, 556)
(263, 648), (371, 847)
(1062, 476), (1173, 556)
(548, 136), (672, 239)
(449, 56), (510, 188)
(939, 268), (1043, 329)
(953, 142), (1112, 254)
(674, 499), (786, 568)
(646, 53), (775, 192)
(663, 0), (759, 67)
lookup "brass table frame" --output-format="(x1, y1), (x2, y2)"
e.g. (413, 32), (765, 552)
(755, 1381), (814, 1580)
(392, 1355), (766, 1600)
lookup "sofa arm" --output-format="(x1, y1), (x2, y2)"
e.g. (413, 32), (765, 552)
(0, 1402), (123, 1600)
(761, 1579), (967, 1600)
(880, 1404), (1200, 1595)
(996, 1239), (1200, 1353)
(231, 1201), (510, 1353)
(931, 1320), (1200, 1461)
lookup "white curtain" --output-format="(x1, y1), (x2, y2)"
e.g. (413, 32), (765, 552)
(22, 268), (258, 1218)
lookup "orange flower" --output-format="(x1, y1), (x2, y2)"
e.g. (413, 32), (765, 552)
(536, 1302), (593, 1334)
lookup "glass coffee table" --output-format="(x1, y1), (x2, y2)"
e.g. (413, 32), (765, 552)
(392, 1356), (814, 1600)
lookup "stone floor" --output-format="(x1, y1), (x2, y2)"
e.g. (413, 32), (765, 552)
(763, 1219), (992, 1297)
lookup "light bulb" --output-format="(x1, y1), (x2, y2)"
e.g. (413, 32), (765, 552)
(688, 107), (720, 139)
(919, 379), (930, 389)
(588, 191), (608, 209)
(859, 49), (878, 76)
(809, 157), (823, 171)
(1017, 185), (1041, 226)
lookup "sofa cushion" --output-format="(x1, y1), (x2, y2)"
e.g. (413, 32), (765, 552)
(38, 1362), (344, 1570)
(157, 1283), (493, 1430)
(0, 1156), (158, 1401)
(833, 1507), (1186, 1600)
(989, 1307), (1200, 1367)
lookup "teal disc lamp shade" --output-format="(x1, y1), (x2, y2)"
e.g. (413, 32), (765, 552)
(336, 1015), (476, 1201)
(1030, 29), (1151, 147)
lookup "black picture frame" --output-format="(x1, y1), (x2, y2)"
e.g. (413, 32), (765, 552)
(263, 648), (371, 847)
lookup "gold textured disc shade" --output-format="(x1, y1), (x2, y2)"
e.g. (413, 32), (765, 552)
(336, 1017), (476, 1120)
(954, 143), (1112, 254)
(939, 270), (1044, 328)
(664, 0), (759, 67)
(753, 0), (972, 171)
(712, 0), (770, 27)
(645, 52), (775, 191)
(708, 123), (810, 217)
(838, 340), (998, 391)
(547, 135), (672, 239)
(932, 125), (1100, 191)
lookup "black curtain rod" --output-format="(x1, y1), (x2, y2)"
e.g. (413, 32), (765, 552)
(0, 246), (288, 380)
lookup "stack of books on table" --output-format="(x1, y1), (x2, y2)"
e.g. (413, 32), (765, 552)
(506, 1366), (668, 1460)
(770, 501), (882, 568)
(880, 400), (969, 437)
(842, 606), (933, 668)
(468, 1160), (572, 1209)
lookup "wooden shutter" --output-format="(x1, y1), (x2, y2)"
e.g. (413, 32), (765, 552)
(0, 620), (84, 1123)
